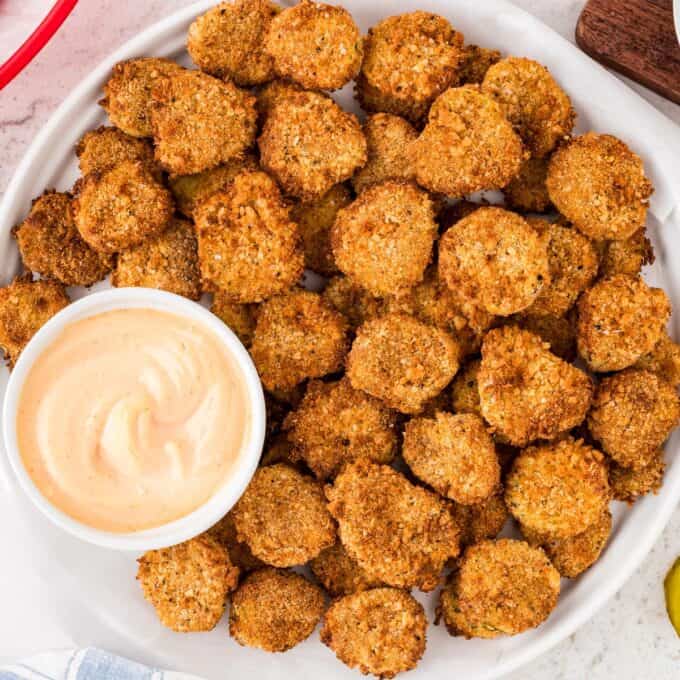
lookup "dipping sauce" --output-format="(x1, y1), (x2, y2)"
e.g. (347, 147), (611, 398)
(16, 308), (251, 533)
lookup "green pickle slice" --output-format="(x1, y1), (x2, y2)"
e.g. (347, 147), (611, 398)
(664, 556), (680, 636)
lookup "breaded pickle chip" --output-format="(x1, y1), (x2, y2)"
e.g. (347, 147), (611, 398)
(169, 154), (259, 219)
(513, 312), (577, 362)
(250, 289), (348, 391)
(150, 69), (257, 175)
(230, 567), (325, 652)
(264, 0), (362, 90)
(609, 449), (665, 504)
(448, 492), (509, 547)
(14, 191), (112, 286)
(75, 126), (155, 175)
(0, 276), (69, 367)
(438, 207), (550, 316)
(413, 87), (525, 197)
(211, 293), (257, 348)
(195, 171), (304, 302)
(331, 181), (437, 297)
(112, 217), (200, 300)
(73, 159), (173, 254)
(285, 377), (397, 480)
(456, 44), (501, 85)
(450, 358), (481, 417)
(634, 331), (680, 387)
(232, 463), (336, 567)
(326, 460), (460, 591)
(546, 133), (653, 241)
(403, 412), (500, 505)
(522, 509), (612, 578)
(356, 11), (464, 123)
(439, 539), (560, 638)
(346, 313), (460, 415)
(505, 437), (610, 539)
(352, 114), (418, 194)
(321, 588), (427, 678)
(311, 543), (384, 596)
(588, 369), (680, 470)
(100, 57), (185, 137)
(321, 275), (382, 331)
(503, 157), (552, 212)
(137, 534), (239, 632)
(255, 78), (305, 121)
(576, 274), (670, 372)
(482, 57), (575, 158)
(208, 511), (264, 572)
(598, 228), (654, 278)
(187, 0), (279, 87)
(479, 326), (592, 446)
(290, 183), (352, 276)
(259, 89), (367, 201)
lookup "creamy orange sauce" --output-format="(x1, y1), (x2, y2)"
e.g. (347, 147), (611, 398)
(16, 308), (251, 533)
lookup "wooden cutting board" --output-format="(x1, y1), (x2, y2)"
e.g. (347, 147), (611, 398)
(575, 0), (680, 104)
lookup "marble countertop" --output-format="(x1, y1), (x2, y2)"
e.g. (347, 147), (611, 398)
(1, 1), (679, 678)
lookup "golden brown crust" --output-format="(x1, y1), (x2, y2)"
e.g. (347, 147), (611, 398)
(505, 437), (610, 539)
(207, 511), (264, 572)
(576, 274), (670, 372)
(546, 133), (653, 240)
(195, 170), (304, 302)
(310, 543), (384, 596)
(346, 313), (460, 415)
(511, 312), (577, 362)
(588, 369), (680, 470)
(321, 588), (427, 678)
(634, 331), (680, 387)
(448, 492), (509, 547)
(455, 44), (501, 85)
(210, 293), (258, 348)
(326, 460), (460, 591)
(503, 157), (552, 212)
(229, 567), (326, 651)
(255, 78), (305, 122)
(250, 288), (349, 391)
(331, 181), (437, 297)
(598, 228), (655, 279)
(321, 275), (383, 331)
(232, 463), (336, 567)
(14, 191), (112, 286)
(450, 358), (482, 417)
(75, 126), (155, 175)
(137, 534), (239, 632)
(609, 449), (665, 503)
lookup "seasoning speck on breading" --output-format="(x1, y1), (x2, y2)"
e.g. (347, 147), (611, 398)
(230, 567), (325, 652)
(609, 449), (666, 504)
(75, 126), (155, 176)
(438, 539), (560, 638)
(448, 492), (509, 547)
(137, 534), (239, 632)
(321, 588), (427, 678)
(232, 463), (336, 567)
(14, 191), (112, 287)
(311, 543), (384, 597)
(211, 293), (257, 348)
(598, 227), (655, 279)
(503, 156), (552, 212)
(576, 274), (670, 372)
(347, 313), (460, 415)
(331, 181), (437, 297)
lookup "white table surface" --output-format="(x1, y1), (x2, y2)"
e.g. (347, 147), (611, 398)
(1, 1), (679, 678)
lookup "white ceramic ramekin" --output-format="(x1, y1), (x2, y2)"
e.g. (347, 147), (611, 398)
(2, 287), (265, 551)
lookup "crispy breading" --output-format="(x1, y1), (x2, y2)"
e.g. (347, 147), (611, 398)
(207, 511), (264, 572)
(321, 588), (427, 678)
(264, 0), (362, 90)
(413, 86), (526, 197)
(112, 217), (200, 299)
(352, 114), (418, 194)
(512, 312), (577, 361)
(438, 539), (560, 638)
(14, 191), (112, 286)
(195, 171), (303, 301)
(311, 543), (384, 597)
(448, 492), (509, 547)
(259, 433), (297, 468)
(546, 133), (653, 240)
(259, 90), (366, 201)
(346, 313), (460, 415)
(450, 358), (481, 416)
(521, 509), (612, 578)
(187, 0), (279, 87)
(356, 11), (464, 123)
(634, 331), (680, 387)
(331, 181), (437, 297)
(290, 183), (352, 276)
(321, 275), (382, 331)
(326, 460), (460, 591)
(250, 288), (348, 391)
(479, 326), (592, 446)
(403, 412), (500, 505)
(211, 293), (257, 348)
(255, 78), (305, 122)
(229, 567), (325, 652)
(503, 156), (552, 212)
(588, 369), (680, 470)
(482, 57), (574, 158)
(609, 449), (665, 504)
(576, 274), (670, 372)
(505, 437), (610, 538)
(137, 534), (238, 632)
(0, 276), (69, 367)
(72, 159), (173, 254)
(150, 69), (257, 175)
(438, 207), (550, 316)
(284, 377), (398, 480)
(598, 228), (655, 278)
(75, 126), (155, 175)
(100, 57), (185, 137)
(455, 44), (501, 85)
(232, 463), (336, 566)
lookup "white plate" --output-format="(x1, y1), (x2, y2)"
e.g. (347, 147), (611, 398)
(1, 1), (680, 679)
